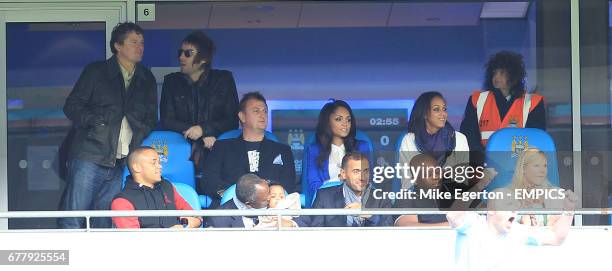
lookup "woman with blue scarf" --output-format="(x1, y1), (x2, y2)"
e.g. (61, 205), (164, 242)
(398, 91), (469, 190)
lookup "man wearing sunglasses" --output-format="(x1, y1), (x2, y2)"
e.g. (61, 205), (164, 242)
(160, 31), (239, 202)
(60, 22), (158, 229)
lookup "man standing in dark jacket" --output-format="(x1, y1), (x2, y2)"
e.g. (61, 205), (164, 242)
(59, 22), (157, 229)
(160, 31), (239, 195)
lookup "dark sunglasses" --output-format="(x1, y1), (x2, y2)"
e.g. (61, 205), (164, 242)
(177, 49), (196, 58)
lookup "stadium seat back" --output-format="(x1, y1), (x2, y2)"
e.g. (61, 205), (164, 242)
(485, 128), (560, 192)
(122, 131), (195, 189)
(173, 183), (201, 210)
(217, 129), (280, 142)
(220, 184), (237, 205)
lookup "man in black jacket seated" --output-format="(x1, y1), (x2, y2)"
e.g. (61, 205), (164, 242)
(309, 152), (393, 227)
(159, 30), (239, 193)
(202, 92), (296, 204)
(60, 22), (157, 229)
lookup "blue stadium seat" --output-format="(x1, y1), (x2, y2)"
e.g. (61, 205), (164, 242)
(217, 129), (280, 142)
(173, 183), (201, 210)
(484, 128), (560, 192)
(220, 183), (237, 205)
(301, 130), (373, 207)
(122, 130), (195, 188)
(199, 195), (212, 209)
(609, 194), (612, 225)
(173, 183), (207, 227)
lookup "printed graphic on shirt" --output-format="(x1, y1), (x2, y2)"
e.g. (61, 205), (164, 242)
(248, 150), (260, 172)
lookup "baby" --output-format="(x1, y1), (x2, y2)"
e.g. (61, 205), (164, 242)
(269, 183), (285, 208)
(256, 183), (301, 228)
(269, 183), (300, 209)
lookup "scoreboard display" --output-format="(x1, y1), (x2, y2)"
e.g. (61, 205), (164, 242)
(268, 99), (413, 187)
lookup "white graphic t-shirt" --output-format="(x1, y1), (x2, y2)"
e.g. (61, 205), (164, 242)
(245, 140), (261, 173)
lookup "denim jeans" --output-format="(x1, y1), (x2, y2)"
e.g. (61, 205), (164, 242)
(58, 159), (124, 229)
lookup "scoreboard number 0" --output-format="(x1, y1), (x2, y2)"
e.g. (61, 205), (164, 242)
(380, 135), (389, 146)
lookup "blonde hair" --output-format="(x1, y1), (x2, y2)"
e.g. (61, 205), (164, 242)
(509, 147), (552, 190)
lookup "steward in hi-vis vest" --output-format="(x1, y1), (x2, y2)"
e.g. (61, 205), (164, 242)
(460, 51), (546, 165)
(470, 90), (543, 146)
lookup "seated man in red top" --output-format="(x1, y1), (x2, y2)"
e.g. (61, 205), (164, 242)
(111, 146), (202, 228)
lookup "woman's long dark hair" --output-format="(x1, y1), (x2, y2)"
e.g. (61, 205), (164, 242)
(315, 100), (358, 167)
(407, 91), (456, 166)
(484, 50), (526, 97)
(407, 91), (445, 134)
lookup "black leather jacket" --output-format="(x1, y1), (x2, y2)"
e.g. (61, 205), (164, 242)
(160, 69), (239, 174)
(63, 56), (158, 167)
(159, 69), (239, 138)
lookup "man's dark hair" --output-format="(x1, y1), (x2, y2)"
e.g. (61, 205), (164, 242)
(341, 151), (368, 170)
(409, 153), (437, 168)
(236, 173), (266, 204)
(110, 22), (144, 55)
(181, 30), (215, 71)
(239, 91), (267, 112)
(484, 50), (527, 96)
(127, 146), (156, 173)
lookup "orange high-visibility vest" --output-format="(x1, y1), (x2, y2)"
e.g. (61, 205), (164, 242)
(471, 90), (543, 146)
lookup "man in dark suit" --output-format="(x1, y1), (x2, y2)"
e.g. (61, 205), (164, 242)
(310, 151), (393, 227)
(207, 173), (270, 228)
(207, 173), (307, 228)
(202, 92), (296, 206)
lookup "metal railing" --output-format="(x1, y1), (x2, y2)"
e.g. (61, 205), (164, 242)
(1, 209), (610, 231)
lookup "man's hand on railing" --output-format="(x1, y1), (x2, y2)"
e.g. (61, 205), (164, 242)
(180, 216), (202, 228)
(272, 217), (298, 228)
(345, 202), (372, 219)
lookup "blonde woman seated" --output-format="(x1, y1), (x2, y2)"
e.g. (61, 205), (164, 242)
(491, 147), (563, 226)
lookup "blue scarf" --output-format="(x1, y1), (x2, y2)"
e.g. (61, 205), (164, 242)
(342, 183), (372, 227)
(415, 122), (456, 166)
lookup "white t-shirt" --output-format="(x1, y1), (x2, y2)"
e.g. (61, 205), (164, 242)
(328, 144), (345, 181)
(453, 213), (543, 271)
